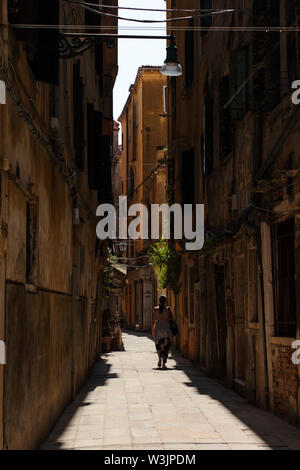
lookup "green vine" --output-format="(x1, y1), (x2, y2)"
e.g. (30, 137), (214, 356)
(148, 240), (181, 295)
(102, 251), (118, 298)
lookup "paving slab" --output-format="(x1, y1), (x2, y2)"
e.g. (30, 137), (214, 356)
(41, 331), (300, 450)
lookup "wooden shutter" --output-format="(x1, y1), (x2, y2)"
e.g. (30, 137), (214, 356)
(271, 218), (296, 337)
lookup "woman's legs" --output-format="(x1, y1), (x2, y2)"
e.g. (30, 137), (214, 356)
(155, 341), (163, 367)
(161, 338), (171, 365)
(156, 338), (171, 368)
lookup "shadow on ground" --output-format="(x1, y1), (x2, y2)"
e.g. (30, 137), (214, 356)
(40, 329), (300, 450)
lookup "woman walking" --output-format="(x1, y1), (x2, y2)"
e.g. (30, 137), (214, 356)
(152, 296), (173, 369)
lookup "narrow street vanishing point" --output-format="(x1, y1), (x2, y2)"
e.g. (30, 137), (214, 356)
(41, 332), (300, 451)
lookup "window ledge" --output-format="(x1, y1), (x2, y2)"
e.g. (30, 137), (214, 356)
(269, 337), (296, 346)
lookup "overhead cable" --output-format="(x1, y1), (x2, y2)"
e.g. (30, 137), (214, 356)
(70, 1), (240, 14)
(10, 25), (300, 32)
(67, 1), (240, 24)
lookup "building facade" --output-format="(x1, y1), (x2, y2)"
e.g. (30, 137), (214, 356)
(0, 0), (117, 449)
(166, 0), (300, 426)
(115, 67), (168, 331)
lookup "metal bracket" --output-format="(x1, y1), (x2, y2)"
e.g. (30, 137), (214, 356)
(59, 35), (95, 59)
(59, 35), (116, 59)
(59, 33), (171, 59)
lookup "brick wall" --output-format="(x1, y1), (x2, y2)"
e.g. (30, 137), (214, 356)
(271, 343), (299, 423)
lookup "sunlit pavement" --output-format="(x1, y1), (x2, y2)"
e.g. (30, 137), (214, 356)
(41, 331), (300, 450)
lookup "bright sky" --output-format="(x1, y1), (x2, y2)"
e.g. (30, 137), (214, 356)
(113, 0), (166, 121)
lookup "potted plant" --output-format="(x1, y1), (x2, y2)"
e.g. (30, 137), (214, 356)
(101, 309), (114, 353)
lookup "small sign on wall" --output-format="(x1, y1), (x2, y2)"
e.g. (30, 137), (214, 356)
(0, 340), (6, 365)
(0, 80), (6, 104)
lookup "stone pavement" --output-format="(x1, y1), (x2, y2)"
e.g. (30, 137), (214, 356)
(41, 331), (300, 450)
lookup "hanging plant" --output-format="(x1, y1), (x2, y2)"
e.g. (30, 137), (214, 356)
(148, 240), (181, 295)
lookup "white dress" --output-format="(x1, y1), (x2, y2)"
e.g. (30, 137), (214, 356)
(153, 307), (172, 343)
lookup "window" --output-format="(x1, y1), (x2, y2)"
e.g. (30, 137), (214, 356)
(181, 149), (195, 205)
(8, 0), (59, 85)
(127, 167), (134, 197)
(271, 218), (296, 338)
(73, 61), (84, 171)
(203, 94), (214, 174)
(87, 104), (112, 202)
(26, 203), (38, 285)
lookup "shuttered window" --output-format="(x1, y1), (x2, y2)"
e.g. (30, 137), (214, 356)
(87, 104), (112, 202)
(271, 218), (296, 338)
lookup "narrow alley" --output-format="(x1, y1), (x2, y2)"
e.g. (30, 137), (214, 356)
(41, 332), (300, 451)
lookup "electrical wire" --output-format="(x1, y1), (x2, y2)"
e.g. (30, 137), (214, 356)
(77, 1), (240, 14)
(10, 25), (300, 32)
(67, 1), (240, 24)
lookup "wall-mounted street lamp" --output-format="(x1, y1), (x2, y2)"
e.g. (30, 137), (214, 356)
(161, 35), (182, 77)
(59, 33), (182, 77)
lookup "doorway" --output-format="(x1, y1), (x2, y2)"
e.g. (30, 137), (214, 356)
(214, 265), (227, 379)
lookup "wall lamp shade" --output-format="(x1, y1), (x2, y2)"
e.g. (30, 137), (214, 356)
(161, 40), (182, 77)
